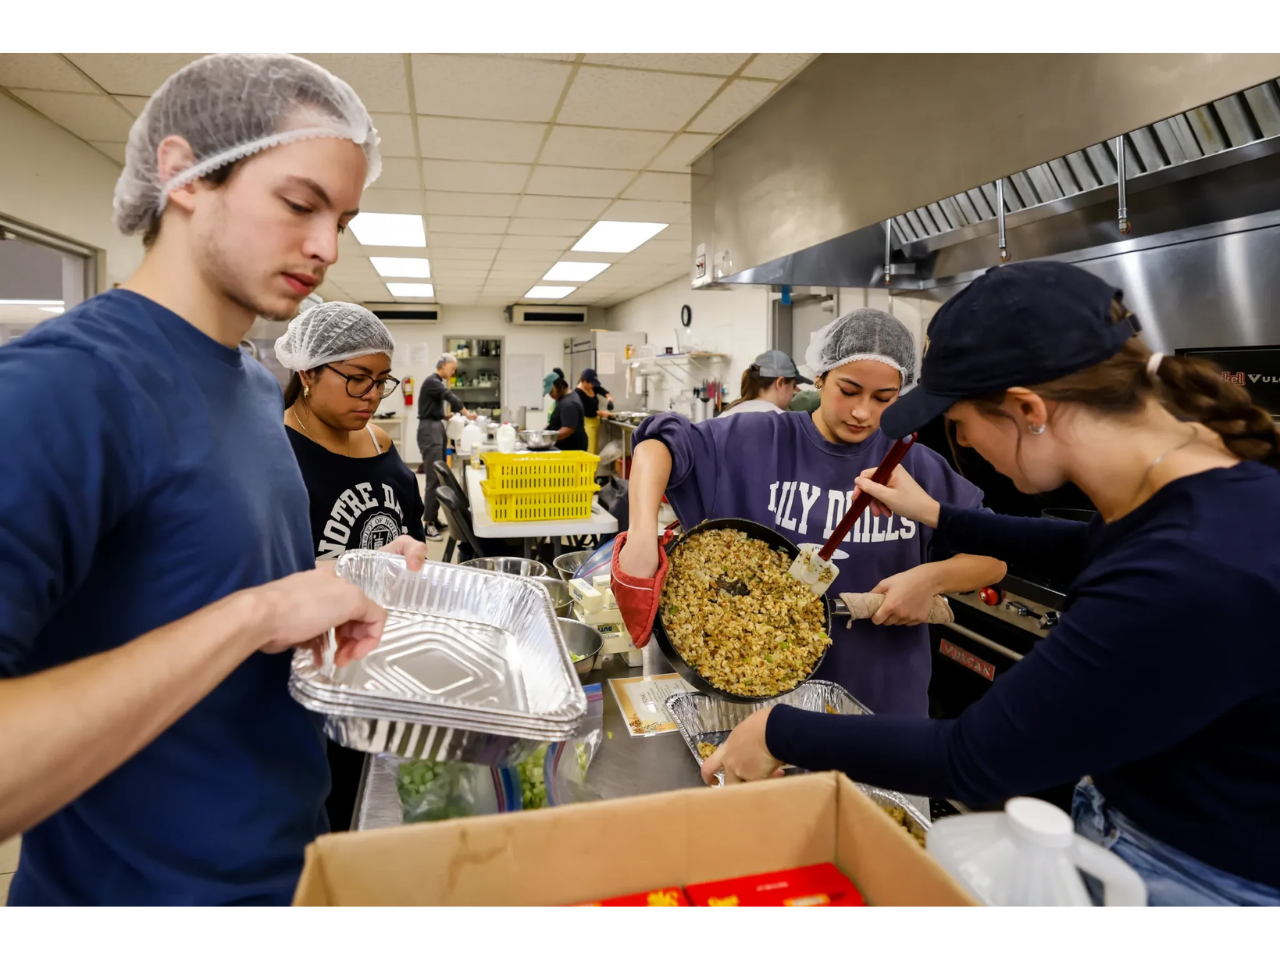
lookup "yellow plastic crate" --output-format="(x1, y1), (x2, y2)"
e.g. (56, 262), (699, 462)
(481, 481), (600, 522)
(480, 450), (599, 492)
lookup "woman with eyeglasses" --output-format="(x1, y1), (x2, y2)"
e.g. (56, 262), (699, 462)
(275, 302), (425, 831)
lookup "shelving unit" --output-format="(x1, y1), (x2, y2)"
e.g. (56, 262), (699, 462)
(444, 336), (503, 416)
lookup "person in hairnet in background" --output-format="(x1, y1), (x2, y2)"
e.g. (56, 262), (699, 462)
(276, 303), (426, 833)
(610, 309), (1005, 715)
(0, 53), (427, 906)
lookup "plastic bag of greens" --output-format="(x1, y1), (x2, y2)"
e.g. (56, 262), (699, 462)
(517, 683), (606, 809)
(396, 758), (520, 823)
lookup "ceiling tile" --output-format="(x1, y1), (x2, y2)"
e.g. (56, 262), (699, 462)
(422, 159), (530, 194)
(622, 171), (690, 202)
(508, 218), (591, 237)
(515, 195), (610, 220)
(525, 165), (634, 198)
(433, 272), (492, 282)
(486, 53), (577, 62)
(419, 116), (546, 164)
(11, 90), (133, 141)
(370, 113), (417, 158)
(324, 256), (380, 281)
(647, 133), (717, 172)
(583, 54), (751, 75)
(428, 214), (509, 234)
(617, 238), (690, 262)
(494, 249), (557, 266)
(428, 233), (503, 250)
(557, 67), (722, 132)
(426, 192), (520, 217)
(303, 53), (410, 113)
(430, 247), (501, 261)
(412, 54), (572, 123)
(64, 53), (205, 96)
(601, 199), (690, 223)
(376, 157), (421, 190)
(540, 126), (669, 170)
(316, 279), (352, 302)
(502, 235), (575, 250)
(342, 280), (398, 300)
(89, 141), (127, 165)
(688, 78), (776, 134)
(558, 250), (623, 264)
(431, 257), (495, 270)
(113, 95), (149, 118)
(0, 54), (97, 93)
(742, 53), (816, 81)
(358, 188), (424, 214)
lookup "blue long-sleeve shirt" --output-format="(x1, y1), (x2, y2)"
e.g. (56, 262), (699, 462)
(767, 461), (1280, 888)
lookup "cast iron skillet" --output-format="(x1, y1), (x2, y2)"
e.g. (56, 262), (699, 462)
(651, 517), (833, 704)
(1041, 507), (1098, 523)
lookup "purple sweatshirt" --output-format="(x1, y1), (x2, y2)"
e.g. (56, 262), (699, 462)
(635, 410), (984, 716)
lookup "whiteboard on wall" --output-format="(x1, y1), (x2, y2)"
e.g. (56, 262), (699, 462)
(506, 354), (544, 414)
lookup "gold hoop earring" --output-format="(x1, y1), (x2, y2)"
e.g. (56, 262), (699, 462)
(304, 385), (310, 398)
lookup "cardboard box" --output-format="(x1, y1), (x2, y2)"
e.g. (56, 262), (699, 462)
(293, 772), (976, 906)
(686, 862), (865, 906)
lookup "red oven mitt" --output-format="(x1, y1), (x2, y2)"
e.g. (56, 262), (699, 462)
(610, 530), (675, 648)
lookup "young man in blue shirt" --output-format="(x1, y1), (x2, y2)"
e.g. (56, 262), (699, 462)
(0, 53), (422, 905)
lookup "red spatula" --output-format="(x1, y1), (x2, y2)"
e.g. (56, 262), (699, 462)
(788, 434), (917, 596)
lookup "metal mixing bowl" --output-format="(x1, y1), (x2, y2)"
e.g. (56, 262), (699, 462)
(533, 576), (574, 617)
(460, 556), (549, 578)
(552, 549), (594, 581)
(558, 617), (604, 676)
(519, 429), (560, 450)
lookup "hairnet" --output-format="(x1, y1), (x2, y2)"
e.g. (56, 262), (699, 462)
(274, 302), (395, 371)
(114, 53), (381, 235)
(804, 308), (916, 386)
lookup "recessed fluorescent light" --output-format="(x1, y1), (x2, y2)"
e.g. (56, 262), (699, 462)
(370, 256), (431, 278)
(386, 282), (435, 298)
(572, 221), (668, 254)
(349, 213), (426, 247)
(0, 299), (64, 306)
(40, 306), (65, 314)
(525, 286), (576, 300)
(543, 261), (609, 282)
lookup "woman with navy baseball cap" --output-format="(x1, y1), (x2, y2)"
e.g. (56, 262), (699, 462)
(703, 260), (1280, 906)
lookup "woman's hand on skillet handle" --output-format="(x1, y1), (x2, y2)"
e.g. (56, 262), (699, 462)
(855, 465), (941, 529)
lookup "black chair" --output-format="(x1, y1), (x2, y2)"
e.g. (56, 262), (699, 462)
(432, 460), (469, 516)
(437, 486), (492, 563)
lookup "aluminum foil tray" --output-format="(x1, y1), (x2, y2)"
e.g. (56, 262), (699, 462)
(860, 786), (931, 844)
(290, 552), (587, 747)
(666, 680), (869, 786)
(320, 713), (546, 766)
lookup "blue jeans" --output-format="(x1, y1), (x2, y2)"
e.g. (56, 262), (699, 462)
(1072, 779), (1280, 907)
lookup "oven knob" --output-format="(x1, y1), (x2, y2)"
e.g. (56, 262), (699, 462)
(1006, 601), (1033, 617)
(979, 587), (1001, 606)
(1039, 611), (1059, 630)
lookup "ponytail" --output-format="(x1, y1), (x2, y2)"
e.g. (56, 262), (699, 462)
(727, 364), (794, 410)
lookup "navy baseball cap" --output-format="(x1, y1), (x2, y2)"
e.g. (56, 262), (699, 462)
(581, 367), (603, 388)
(881, 261), (1141, 437)
(754, 349), (813, 384)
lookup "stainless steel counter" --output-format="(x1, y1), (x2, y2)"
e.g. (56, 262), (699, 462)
(353, 643), (704, 831)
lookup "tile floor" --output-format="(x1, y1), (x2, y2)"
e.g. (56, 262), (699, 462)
(0, 477), (444, 906)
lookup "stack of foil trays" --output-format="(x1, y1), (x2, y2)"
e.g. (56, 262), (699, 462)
(290, 551), (587, 766)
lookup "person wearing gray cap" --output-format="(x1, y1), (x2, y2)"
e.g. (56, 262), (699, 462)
(720, 350), (812, 417)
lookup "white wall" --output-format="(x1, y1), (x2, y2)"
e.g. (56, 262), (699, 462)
(0, 94), (141, 290)
(605, 278), (771, 412)
(385, 307), (593, 462)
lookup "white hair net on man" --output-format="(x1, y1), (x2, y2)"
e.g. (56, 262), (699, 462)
(804, 307), (917, 386)
(113, 53), (381, 235)
(275, 302), (395, 372)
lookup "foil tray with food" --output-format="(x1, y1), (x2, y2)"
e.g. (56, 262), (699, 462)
(859, 787), (931, 848)
(665, 679), (868, 784)
(290, 551), (587, 765)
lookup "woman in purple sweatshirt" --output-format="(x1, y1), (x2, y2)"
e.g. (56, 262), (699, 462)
(701, 262), (1280, 906)
(616, 308), (1005, 717)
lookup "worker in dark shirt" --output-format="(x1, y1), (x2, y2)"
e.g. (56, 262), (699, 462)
(417, 352), (474, 540)
(548, 377), (588, 451)
(702, 262), (1280, 906)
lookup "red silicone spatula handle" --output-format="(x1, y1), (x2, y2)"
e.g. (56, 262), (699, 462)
(818, 434), (917, 562)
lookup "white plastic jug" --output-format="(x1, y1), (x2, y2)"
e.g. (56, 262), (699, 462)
(496, 421), (517, 454)
(446, 413), (467, 442)
(927, 797), (1147, 906)
(460, 421), (483, 457)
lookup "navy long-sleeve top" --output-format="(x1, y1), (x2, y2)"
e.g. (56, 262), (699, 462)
(767, 461), (1280, 888)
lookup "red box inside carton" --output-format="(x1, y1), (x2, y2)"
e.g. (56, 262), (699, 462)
(686, 863), (865, 907)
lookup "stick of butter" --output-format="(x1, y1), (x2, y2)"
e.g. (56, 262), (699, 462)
(569, 578), (604, 614)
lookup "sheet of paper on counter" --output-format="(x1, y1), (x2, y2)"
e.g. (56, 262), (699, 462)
(609, 674), (695, 737)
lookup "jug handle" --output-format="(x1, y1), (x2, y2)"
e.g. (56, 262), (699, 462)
(1069, 837), (1147, 906)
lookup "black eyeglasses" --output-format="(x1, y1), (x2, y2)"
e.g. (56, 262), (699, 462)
(322, 364), (401, 399)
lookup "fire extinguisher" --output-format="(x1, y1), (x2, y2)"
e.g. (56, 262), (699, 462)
(403, 376), (414, 407)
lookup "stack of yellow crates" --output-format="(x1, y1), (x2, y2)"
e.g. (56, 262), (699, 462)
(480, 450), (600, 522)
